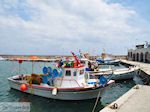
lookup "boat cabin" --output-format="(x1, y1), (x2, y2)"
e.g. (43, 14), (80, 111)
(54, 65), (86, 88)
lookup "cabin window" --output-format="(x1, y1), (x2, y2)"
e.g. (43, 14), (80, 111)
(80, 69), (84, 75)
(73, 71), (77, 76)
(65, 70), (71, 76)
(81, 61), (85, 64)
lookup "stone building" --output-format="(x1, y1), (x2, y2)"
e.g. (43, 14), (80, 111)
(128, 43), (150, 63)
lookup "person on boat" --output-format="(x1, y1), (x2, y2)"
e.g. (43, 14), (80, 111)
(88, 61), (94, 71)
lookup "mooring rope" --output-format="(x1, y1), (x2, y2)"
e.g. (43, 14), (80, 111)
(92, 73), (113, 112)
(92, 89), (101, 112)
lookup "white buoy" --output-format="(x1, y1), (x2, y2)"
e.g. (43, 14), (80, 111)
(52, 88), (57, 95)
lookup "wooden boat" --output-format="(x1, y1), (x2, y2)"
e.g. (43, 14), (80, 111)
(96, 59), (120, 66)
(8, 52), (114, 100)
(80, 57), (139, 81)
(89, 66), (139, 81)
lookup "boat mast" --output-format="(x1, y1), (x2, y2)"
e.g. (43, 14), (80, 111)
(71, 51), (81, 66)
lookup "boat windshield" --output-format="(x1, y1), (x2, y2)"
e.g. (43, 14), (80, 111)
(99, 65), (112, 69)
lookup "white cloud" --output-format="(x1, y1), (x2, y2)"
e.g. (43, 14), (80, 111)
(0, 0), (149, 55)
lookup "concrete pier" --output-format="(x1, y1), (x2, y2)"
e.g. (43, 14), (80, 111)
(100, 85), (150, 112)
(121, 60), (150, 75)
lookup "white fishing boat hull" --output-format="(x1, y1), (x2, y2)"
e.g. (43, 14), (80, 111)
(8, 76), (114, 100)
(111, 67), (139, 80)
(111, 71), (135, 80)
(90, 66), (139, 81)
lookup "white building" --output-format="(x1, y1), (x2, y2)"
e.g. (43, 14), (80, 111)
(128, 43), (150, 63)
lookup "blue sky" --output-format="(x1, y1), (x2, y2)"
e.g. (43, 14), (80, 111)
(106, 0), (150, 20)
(0, 0), (149, 55)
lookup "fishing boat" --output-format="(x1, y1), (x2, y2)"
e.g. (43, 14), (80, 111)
(90, 66), (139, 81)
(111, 66), (139, 80)
(96, 58), (120, 66)
(96, 52), (120, 66)
(80, 57), (139, 81)
(8, 52), (114, 100)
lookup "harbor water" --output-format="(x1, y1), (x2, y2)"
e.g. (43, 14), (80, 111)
(0, 61), (136, 112)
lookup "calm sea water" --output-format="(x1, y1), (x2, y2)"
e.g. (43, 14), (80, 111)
(0, 61), (136, 112)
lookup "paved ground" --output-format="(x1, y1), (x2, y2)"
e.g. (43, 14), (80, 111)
(100, 85), (150, 112)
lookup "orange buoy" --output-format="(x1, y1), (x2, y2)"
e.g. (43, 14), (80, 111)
(20, 84), (28, 91)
